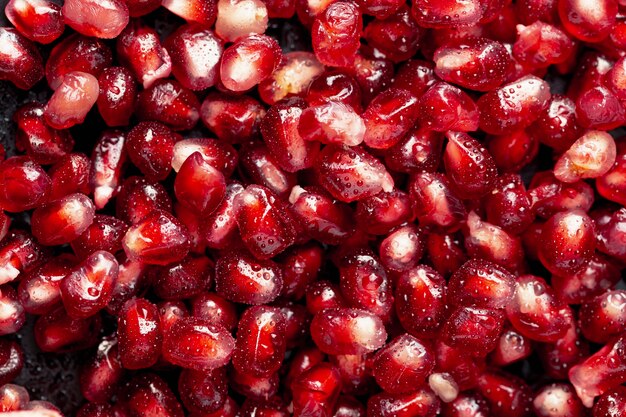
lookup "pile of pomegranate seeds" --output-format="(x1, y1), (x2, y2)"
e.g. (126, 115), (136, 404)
(2, 0), (626, 416)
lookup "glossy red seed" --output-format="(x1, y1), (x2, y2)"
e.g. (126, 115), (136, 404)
(539, 209), (595, 275)
(234, 184), (296, 259)
(0, 341), (24, 388)
(596, 207), (626, 263)
(122, 210), (190, 266)
(444, 131), (497, 199)
(292, 363), (342, 417)
(383, 128), (443, 174)
(215, 250), (283, 304)
(487, 129), (539, 173)
(477, 75), (551, 135)
(391, 59), (438, 98)
(116, 21), (171, 89)
(162, 0), (217, 26)
(409, 172), (466, 232)
(136, 79), (200, 131)
(163, 317), (234, 370)
(394, 265), (447, 338)
(0, 383), (29, 412)
(0, 157), (50, 213)
(117, 298), (162, 370)
(418, 83), (479, 133)
(43, 71), (99, 129)
(89, 131), (126, 209)
(279, 243), (323, 300)
(490, 325), (532, 366)
(230, 367), (279, 401)
(441, 306), (505, 357)
(17, 256), (71, 315)
(448, 259), (515, 309)
(179, 368), (227, 414)
(79, 336), (124, 403)
(552, 253), (621, 304)
(175, 152), (226, 215)
(441, 392), (490, 417)
(233, 306), (287, 377)
(48, 153), (92, 200)
(484, 174), (534, 235)
(371, 334), (434, 394)
(306, 281), (348, 314)
(125, 122), (176, 181)
(62, 0), (129, 39)
(202, 182), (244, 250)
(579, 290), (626, 344)
(527, 94), (581, 152)
(362, 88), (420, 149)
(598, 141), (626, 206)
(240, 144), (295, 199)
(13, 102), (74, 165)
(558, 0), (617, 42)
(593, 386), (626, 417)
(0, 230), (47, 285)
(367, 389), (441, 417)
(0, 28), (44, 89)
(363, 6), (422, 63)
(569, 333), (626, 407)
(316, 145), (394, 203)
(220, 34), (282, 92)
(31, 193), (96, 246)
(34, 306), (101, 352)
(477, 370), (533, 417)
(259, 51), (325, 105)
(378, 224), (424, 273)
(276, 302), (310, 348)
(123, 374), (184, 417)
(215, 0), (268, 42)
(298, 101), (366, 147)
(355, 190), (413, 235)
(115, 176), (172, 225)
(311, 2), (362, 67)
(513, 22), (575, 69)
(529, 172), (595, 219)
(97, 67), (137, 127)
(0, 286), (25, 335)
(306, 71), (363, 112)
(5, 0), (64, 44)
(555, 130), (616, 183)
(201, 93), (265, 143)
(575, 86), (626, 130)
(171, 138), (238, 177)
(165, 24), (223, 91)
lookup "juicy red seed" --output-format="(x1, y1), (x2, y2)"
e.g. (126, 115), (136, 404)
(62, 0), (129, 39)
(292, 363), (342, 416)
(59, 250), (118, 319)
(162, 0), (217, 27)
(441, 392), (491, 417)
(316, 144), (394, 203)
(597, 141), (626, 207)
(163, 317), (235, 370)
(488, 129), (539, 173)
(5, 0), (64, 44)
(514, 22), (576, 69)
(89, 130), (126, 209)
(152, 255), (212, 301)
(490, 325), (533, 367)
(575, 86), (626, 130)
(241, 144), (296, 198)
(17, 256), (71, 315)
(201, 93), (265, 143)
(409, 172), (467, 232)
(378, 224), (424, 273)
(279, 243), (323, 300)
(175, 151), (226, 215)
(261, 98), (320, 174)
(115, 176), (172, 225)
(0, 230), (47, 285)
(191, 292), (238, 331)
(448, 258), (515, 310)
(298, 101), (366, 147)
(391, 59), (438, 98)
(477, 370), (533, 417)
(0, 383), (29, 412)
(202, 182), (244, 250)
(0, 339), (24, 383)
(14, 102), (74, 165)
(0, 156), (51, 213)
(165, 24), (224, 91)
(394, 265), (447, 338)
(593, 386), (626, 417)
(383, 128), (443, 174)
(484, 174), (534, 235)
(311, 2), (362, 67)
(529, 171), (595, 219)
(97, 67), (137, 127)
(418, 82), (479, 133)
(441, 306), (506, 357)
(79, 336), (124, 403)
(122, 210), (188, 266)
(178, 368), (228, 414)
(306, 71), (363, 112)
(215, 250), (283, 304)
(434, 37), (511, 91)
(220, 34), (282, 92)
(552, 253), (621, 305)
(306, 280), (348, 314)
(123, 374), (184, 417)
(444, 131), (497, 199)
(43, 71), (99, 130)
(116, 21), (171, 89)
(355, 190), (413, 235)
(48, 152), (92, 200)
(117, 298), (162, 370)
(367, 389), (441, 417)
(31, 193), (96, 246)
(233, 306), (287, 377)
(558, 0), (617, 42)
(136, 79), (201, 131)
(363, 5), (422, 63)
(527, 94), (581, 152)
(0, 28), (44, 89)
(555, 130), (616, 183)
(596, 207), (626, 263)
(215, 0), (268, 42)
(126, 122), (176, 181)
(579, 290), (626, 344)
(362, 88), (420, 149)
(34, 306), (101, 352)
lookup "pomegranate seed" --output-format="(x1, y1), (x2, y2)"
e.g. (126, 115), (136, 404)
(45, 34), (112, 90)
(435, 339), (485, 391)
(444, 131), (497, 199)
(115, 176), (172, 225)
(555, 131), (617, 183)
(103, 259), (147, 311)
(126, 0), (161, 16)
(230, 367), (279, 401)
(293, 362), (343, 415)
(311, 2), (362, 67)
(43, 71), (99, 129)
(316, 144), (394, 203)
(279, 243), (323, 300)
(409, 172), (467, 232)
(0, 383), (29, 412)
(598, 141), (626, 206)
(125, 122), (176, 181)
(378, 224), (424, 273)
(558, 0), (617, 42)
(0, 340), (23, 385)
(117, 298), (162, 370)
(89, 131), (126, 209)
(0, 157), (50, 213)
(178, 368), (227, 414)
(576, 86), (626, 130)
(4, 0), (64, 44)
(158, 300), (189, 333)
(0, 28), (44, 89)
(162, 0), (217, 26)
(215, 0), (268, 42)
(569, 333), (626, 407)
(34, 306), (101, 352)
(363, 88), (420, 149)
(152, 255), (212, 301)
(477, 75), (551, 135)
(202, 182), (244, 250)
(394, 265), (447, 338)
(537, 311), (589, 379)
(175, 152), (226, 215)
(31, 193), (96, 246)
(441, 306), (505, 357)
(220, 34), (282, 92)
(116, 21), (172, 89)
(441, 392), (491, 417)
(330, 351), (375, 395)
(483, 174), (534, 235)
(79, 336), (124, 402)
(488, 129), (539, 173)
(579, 290), (626, 343)
(355, 190), (413, 235)
(241, 144), (296, 198)
(232, 306), (287, 377)
(391, 59), (438, 98)
(261, 98), (320, 173)
(552, 253), (621, 304)
(529, 172), (595, 219)
(527, 94), (581, 152)
(59, 250), (118, 319)
(418, 83), (479, 133)
(311, 308), (387, 355)
(477, 370), (533, 417)
(122, 210), (190, 265)
(306, 70), (362, 112)
(62, 0), (129, 39)
(201, 93), (265, 143)
(298, 101), (366, 147)
(371, 334), (434, 394)
(539, 209), (595, 275)
(0, 230), (47, 285)
(367, 389), (440, 417)
(596, 207), (626, 263)
(347, 54), (394, 104)
(533, 384), (587, 417)
(164, 24), (223, 91)
(190, 292), (238, 331)
(136, 79), (200, 131)
(96, 67), (137, 127)
(17, 256), (71, 315)
(513, 22), (575, 69)
(306, 280), (348, 314)
(259, 51), (325, 105)
(448, 259), (515, 310)
(363, 6), (422, 63)
(490, 325), (532, 366)
(123, 374), (184, 417)
(383, 128), (443, 174)
(48, 153), (92, 200)
(593, 386), (626, 417)
(215, 250), (283, 304)
(163, 317), (234, 370)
